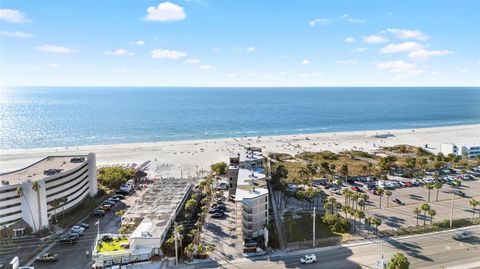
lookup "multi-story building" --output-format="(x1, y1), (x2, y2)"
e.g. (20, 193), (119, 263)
(0, 154), (97, 233)
(440, 143), (480, 160)
(228, 149), (268, 240)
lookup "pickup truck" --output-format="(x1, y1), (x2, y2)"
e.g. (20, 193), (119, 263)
(36, 253), (58, 262)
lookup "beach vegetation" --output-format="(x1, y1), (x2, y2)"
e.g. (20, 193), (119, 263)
(210, 162), (227, 175)
(97, 167), (134, 189)
(387, 253), (410, 269)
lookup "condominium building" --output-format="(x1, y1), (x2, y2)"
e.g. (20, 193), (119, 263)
(0, 154), (97, 233)
(228, 149), (268, 240)
(440, 143), (480, 160)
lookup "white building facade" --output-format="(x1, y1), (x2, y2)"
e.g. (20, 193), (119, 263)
(440, 143), (480, 160)
(0, 153), (97, 232)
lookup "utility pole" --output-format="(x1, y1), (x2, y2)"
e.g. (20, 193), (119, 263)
(450, 190), (455, 228)
(174, 222), (178, 266)
(312, 206), (316, 248)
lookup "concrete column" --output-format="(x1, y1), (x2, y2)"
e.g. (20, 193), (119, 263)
(88, 153), (98, 196)
(20, 180), (48, 232)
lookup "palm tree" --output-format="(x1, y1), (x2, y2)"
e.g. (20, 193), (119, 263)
(371, 217), (381, 234)
(421, 203), (431, 226)
(343, 189), (352, 207)
(298, 167), (310, 183)
(49, 198), (63, 224)
(385, 190), (392, 208)
(364, 217), (372, 234)
(377, 188), (385, 208)
(31, 182), (43, 229)
(355, 210), (365, 232)
(340, 163), (349, 185)
(428, 209), (436, 224)
(352, 193), (360, 210)
(360, 194), (369, 210)
(342, 205), (352, 220)
(413, 207), (421, 226)
(387, 253), (410, 269)
(470, 199), (478, 219)
(434, 182), (443, 202)
(16, 187), (37, 231)
(424, 183), (434, 202)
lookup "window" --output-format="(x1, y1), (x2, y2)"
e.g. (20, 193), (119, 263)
(265, 197), (267, 202)
(230, 183), (233, 188)
(265, 204), (267, 210)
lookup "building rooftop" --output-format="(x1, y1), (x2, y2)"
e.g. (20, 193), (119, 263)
(234, 187), (268, 201)
(122, 178), (192, 240)
(238, 150), (264, 162)
(0, 155), (88, 186)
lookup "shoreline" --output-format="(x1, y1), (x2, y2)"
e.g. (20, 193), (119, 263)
(1, 124), (479, 178)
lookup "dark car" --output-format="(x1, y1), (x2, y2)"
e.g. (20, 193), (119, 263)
(453, 190), (465, 197)
(91, 209), (106, 217)
(351, 186), (361, 192)
(212, 204), (226, 210)
(392, 198), (404, 205)
(209, 208), (223, 214)
(59, 234), (79, 244)
(112, 194), (125, 200)
(103, 200), (116, 206)
(211, 212), (225, 219)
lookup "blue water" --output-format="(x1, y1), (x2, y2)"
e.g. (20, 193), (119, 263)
(0, 87), (479, 149)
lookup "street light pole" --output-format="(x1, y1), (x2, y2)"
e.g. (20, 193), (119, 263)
(312, 206), (316, 248)
(450, 190), (455, 228)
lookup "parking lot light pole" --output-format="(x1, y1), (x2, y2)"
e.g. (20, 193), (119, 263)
(450, 190), (455, 228)
(312, 206), (316, 248)
(174, 222), (179, 266)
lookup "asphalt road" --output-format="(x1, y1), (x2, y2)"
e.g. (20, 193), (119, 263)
(214, 226), (480, 269)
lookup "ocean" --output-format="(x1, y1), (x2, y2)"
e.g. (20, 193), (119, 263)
(0, 87), (479, 150)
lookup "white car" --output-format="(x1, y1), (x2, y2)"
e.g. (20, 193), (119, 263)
(453, 231), (474, 240)
(300, 254), (317, 264)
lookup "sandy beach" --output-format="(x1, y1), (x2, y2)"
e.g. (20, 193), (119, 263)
(1, 124), (479, 178)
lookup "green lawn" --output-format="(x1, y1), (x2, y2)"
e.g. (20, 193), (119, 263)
(96, 237), (129, 253)
(284, 213), (336, 242)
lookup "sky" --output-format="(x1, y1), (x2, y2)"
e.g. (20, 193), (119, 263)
(0, 0), (479, 87)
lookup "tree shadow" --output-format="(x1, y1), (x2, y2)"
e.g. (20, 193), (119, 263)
(385, 237), (433, 262)
(409, 194), (425, 201)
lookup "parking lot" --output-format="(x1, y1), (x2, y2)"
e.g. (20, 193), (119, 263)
(325, 173), (480, 231)
(202, 191), (243, 262)
(31, 187), (147, 269)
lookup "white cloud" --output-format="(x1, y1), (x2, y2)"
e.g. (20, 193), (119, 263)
(363, 35), (388, 44)
(309, 18), (329, 27)
(335, 60), (357, 65)
(151, 49), (187, 59)
(376, 60), (421, 75)
(104, 48), (134, 56)
(130, 40), (145, 46)
(340, 14), (366, 24)
(386, 28), (429, 41)
(145, 2), (186, 22)
(347, 18), (366, 24)
(0, 30), (32, 38)
(353, 47), (368, 52)
(227, 73), (237, 77)
(344, 37), (355, 43)
(48, 63), (60, 68)
(36, 44), (77, 54)
(247, 46), (256, 52)
(0, 9), (27, 23)
(380, 42), (424, 54)
(184, 58), (201, 64)
(302, 59), (310, 65)
(200, 65), (212, 69)
(408, 49), (453, 59)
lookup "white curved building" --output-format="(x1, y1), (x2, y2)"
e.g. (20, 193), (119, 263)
(0, 153), (97, 232)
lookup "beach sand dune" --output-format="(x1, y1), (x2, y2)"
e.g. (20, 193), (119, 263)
(1, 124), (479, 178)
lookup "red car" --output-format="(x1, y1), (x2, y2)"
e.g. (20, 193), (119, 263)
(405, 181), (413, 187)
(351, 186), (361, 192)
(369, 189), (378, 195)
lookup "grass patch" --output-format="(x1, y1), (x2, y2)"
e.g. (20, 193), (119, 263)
(96, 237), (129, 253)
(284, 213), (336, 242)
(381, 218), (480, 237)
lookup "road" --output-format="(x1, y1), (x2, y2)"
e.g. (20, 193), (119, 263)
(212, 226), (480, 269)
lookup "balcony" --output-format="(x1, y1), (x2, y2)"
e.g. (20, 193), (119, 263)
(242, 206), (252, 214)
(242, 212), (252, 221)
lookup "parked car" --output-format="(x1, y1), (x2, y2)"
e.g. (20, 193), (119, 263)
(209, 208), (223, 214)
(211, 212), (225, 219)
(217, 182), (229, 190)
(453, 190), (465, 197)
(112, 194), (125, 200)
(100, 204), (112, 211)
(70, 226), (85, 236)
(36, 253), (58, 262)
(300, 254), (317, 264)
(453, 231), (474, 240)
(91, 209), (106, 217)
(243, 238), (258, 248)
(351, 186), (361, 192)
(108, 197), (121, 203)
(78, 222), (90, 229)
(103, 200), (116, 206)
(392, 198), (404, 205)
(59, 234), (79, 244)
